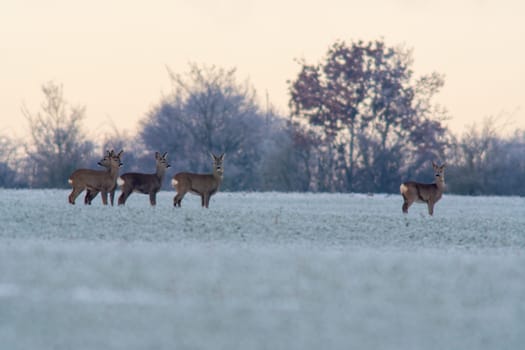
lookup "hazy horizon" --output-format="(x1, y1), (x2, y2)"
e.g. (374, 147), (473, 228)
(2, 0), (524, 140)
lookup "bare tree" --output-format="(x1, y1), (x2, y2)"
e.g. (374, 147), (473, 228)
(0, 134), (20, 187)
(447, 116), (525, 195)
(259, 120), (320, 191)
(140, 63), (275, 190)
(23, 82), (94, 188)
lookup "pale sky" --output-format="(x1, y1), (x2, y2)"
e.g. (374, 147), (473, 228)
(1, 0), (524, 141)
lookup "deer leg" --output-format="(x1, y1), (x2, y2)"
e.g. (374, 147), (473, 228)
(118, 189), (131, 205)
(402, 195), (413, 214)
(89, 190), (99, 204)
(174, 193), (184, 207)
(149, 192), (157, 206)
(110, 189), (116, 206)
(84, 188), (99, 205)
(84, 190), (91, 205)
(427, 201), (434, 216)
(402, 201), (409, 213)
(68, 188), (83, 205)
(85, 190), (99, 205)
(101, 191), (108, 205)
(202, 193), (212, 208)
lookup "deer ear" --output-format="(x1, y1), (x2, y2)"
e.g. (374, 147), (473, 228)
(117, 150), (123, 157)
(162, 152), (168, 159)
(220, 153), (225, 160)
(432, 161), (437, 168)
(155, 152), (160, 159)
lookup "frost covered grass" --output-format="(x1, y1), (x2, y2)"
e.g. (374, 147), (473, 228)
(1, 189), (524, 349)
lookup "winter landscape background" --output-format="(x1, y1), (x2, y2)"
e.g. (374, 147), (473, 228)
(1, 189), (524, 349)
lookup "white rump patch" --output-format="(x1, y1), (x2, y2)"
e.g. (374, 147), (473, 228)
(171, 178), (178, 187)
(117, 177), (125, 186)
(400, 184), (407, 194)
(68, 178), (73, 185)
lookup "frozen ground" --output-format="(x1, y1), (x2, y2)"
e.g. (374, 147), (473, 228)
(0, 189), (524, 349)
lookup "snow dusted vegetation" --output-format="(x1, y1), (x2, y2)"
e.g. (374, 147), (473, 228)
(1, 189), (524, 349)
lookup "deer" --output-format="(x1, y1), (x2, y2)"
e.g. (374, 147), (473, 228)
(83, 153), (120, 205)
(172, 153), (224, 208)
(68, 150), (123, 205)
(117, 152), (170, 206)
(400, 161), (446, 216)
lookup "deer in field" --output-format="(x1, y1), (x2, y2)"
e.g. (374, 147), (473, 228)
(83, 153), (119, 205)
(68, 150), (123, 205)
(172, 153), (224, 208)
(400, 161), (446, 216)
(117, 152), (170, 206)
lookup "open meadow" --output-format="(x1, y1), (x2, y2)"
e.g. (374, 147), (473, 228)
(1, 189), (524, 349)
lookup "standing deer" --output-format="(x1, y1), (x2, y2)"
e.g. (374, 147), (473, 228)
(68, 150), (123, 205)
(117, 152), (170, 206)
(172, 153), (224, 208)
(400, 161), (446, 216)
(83, 152), (120, 205)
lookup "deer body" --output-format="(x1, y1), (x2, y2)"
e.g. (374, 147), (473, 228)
(117, 152), (170, 206)
(173, 153), (224, 208)
(400, 162), (446, 216)
(68, 150), (123, 205)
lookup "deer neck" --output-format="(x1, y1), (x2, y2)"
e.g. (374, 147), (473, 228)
(156, 166), (167, 181)
(435, 176), (445, 191)
(213, 170), (223, 183)
(109, 165), (120, 180)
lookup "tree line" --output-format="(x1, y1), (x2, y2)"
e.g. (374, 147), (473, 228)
(1, 39), (524, 196)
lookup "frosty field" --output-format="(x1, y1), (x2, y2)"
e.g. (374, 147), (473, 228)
(1, 189), (524, 350)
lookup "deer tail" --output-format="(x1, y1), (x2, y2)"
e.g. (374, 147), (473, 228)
(117, 177), (125, 186)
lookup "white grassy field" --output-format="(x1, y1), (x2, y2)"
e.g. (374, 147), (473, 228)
(1, 189), (524, 349)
